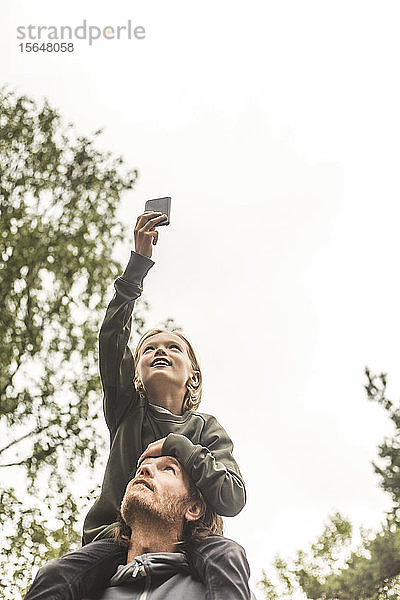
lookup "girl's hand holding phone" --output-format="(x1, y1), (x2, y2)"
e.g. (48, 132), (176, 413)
(134, 212), (167, 258)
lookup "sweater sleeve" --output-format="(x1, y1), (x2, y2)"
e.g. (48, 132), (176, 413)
(99, 251), (154, 439)
(161, 416), (246, 516)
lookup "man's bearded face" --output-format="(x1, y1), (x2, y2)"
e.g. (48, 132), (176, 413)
(121, 456), (192, 528)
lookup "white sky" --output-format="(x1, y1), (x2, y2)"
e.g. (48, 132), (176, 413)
(3, 1), (400, 597)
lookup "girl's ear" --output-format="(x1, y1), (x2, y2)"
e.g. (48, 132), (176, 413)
(134, 375), (145, 397)
(189, 370), (200, 389)
(184, 500), (204, 522)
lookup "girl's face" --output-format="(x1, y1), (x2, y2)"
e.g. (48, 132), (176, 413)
(136, 332), (197, 399)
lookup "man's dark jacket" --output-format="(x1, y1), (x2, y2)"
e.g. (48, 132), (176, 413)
(83, 552), (256, 600)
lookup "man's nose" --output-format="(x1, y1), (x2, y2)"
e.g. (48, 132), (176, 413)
(138, 462), (155, 478)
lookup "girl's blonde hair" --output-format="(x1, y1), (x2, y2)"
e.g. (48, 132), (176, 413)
(133, 329), (202, 412)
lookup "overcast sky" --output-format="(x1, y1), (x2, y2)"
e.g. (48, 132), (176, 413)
(3, 1), (400, 597)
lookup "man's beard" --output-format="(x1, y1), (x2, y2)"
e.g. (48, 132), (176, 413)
(121, 486), (188, 530)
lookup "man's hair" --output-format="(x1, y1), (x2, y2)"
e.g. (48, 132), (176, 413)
(181, 480), (224, 544)
(113, 480), (223, 548)
(133, 328), (203, 411)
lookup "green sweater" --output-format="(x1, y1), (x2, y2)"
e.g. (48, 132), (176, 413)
(83, 251), (246, 544)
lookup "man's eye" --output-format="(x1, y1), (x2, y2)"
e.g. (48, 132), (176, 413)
(165, 466), (175, 472)
(170, 344), (181, 351)
(143, 346), (154, 353)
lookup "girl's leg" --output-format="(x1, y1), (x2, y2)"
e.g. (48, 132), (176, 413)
(187, 534), (251, 600)
(24, 539), (126, 600)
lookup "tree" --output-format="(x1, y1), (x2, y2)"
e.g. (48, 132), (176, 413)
(260, 513), (400, 600)
(0, 88), (148, 598)
(259, 369), (400, 600)
(365, 368), (400, 520)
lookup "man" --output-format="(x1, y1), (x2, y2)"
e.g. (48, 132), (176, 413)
(28, 455), (253, 599)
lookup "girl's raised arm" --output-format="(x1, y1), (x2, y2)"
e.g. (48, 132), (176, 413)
(99, 212), (166, 439)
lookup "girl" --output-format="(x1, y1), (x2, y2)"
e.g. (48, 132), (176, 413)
(25, 211), (250, 600)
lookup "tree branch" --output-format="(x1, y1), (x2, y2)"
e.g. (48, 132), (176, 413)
(0, 458), (29, 468)
(0, 292), (75, 403)
(0, 412), (69, 456)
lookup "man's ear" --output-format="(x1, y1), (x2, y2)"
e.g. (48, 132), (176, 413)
(184, 500), (204, 523)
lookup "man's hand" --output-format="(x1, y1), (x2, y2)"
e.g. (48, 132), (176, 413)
(137, 437), (167, 466)
(134, 212), (167, 259)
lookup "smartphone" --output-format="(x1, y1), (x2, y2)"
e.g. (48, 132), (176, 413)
(144, 197), (171, 226)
